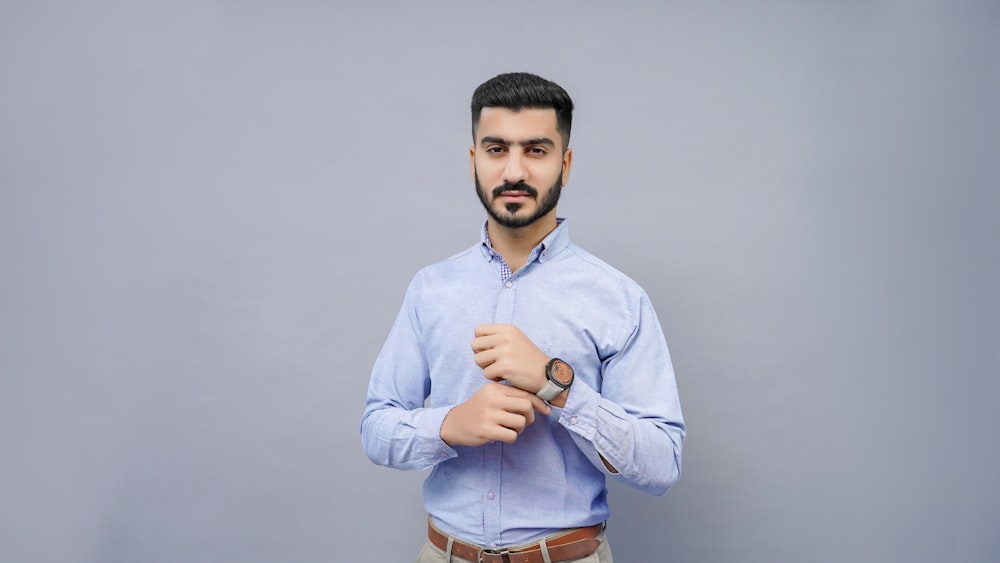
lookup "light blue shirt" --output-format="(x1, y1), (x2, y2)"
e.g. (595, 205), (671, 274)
(361, 219), (684, 547)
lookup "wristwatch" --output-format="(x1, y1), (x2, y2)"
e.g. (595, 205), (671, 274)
(536, 358), (575, 401)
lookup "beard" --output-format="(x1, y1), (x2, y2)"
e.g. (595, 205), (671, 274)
(475, 171), (562, 229)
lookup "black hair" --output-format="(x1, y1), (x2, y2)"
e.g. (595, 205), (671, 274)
(471, 72), (574, 150)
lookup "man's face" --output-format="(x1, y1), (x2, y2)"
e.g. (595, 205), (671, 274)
(471, 107), (572, 229)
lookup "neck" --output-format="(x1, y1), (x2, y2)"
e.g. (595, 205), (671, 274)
(487, 214), (558, 273)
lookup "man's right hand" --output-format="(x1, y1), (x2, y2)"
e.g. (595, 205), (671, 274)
(440, 382), (552, 447)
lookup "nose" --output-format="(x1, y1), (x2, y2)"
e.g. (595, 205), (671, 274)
(502, 150), (528, 184)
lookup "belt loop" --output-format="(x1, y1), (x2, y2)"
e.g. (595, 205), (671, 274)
(539, 537), (552, 563)
(445, 537), (454, 562)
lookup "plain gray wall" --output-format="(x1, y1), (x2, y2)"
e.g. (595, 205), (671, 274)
(1, 1), (997, 562)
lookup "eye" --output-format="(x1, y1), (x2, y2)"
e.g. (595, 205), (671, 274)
(527, 146), (548, 156)
(485, 145), (506, 154)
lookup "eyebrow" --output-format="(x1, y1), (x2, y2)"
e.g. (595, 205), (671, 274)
(479, 136), (556, 148)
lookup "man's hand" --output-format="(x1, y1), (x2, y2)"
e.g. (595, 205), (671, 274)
(440, 382), (551, 447)
(471, 324), (550, 393)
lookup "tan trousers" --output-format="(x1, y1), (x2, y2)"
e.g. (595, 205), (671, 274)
(416, 531), (613, 563)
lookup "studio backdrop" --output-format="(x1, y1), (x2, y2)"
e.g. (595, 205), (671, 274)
(1, 2), (996, 562)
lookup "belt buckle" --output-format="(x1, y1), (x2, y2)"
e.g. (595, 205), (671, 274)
(478, 547), (511, 563)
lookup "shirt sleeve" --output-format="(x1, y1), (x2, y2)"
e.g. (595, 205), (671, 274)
(558, 292), (685, 496)
(360, 275), (458, 471)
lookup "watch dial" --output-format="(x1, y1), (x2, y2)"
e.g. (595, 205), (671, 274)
(552, 360), (573, 384)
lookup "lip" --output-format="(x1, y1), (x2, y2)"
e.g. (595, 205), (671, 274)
(498, 191), (532, 199)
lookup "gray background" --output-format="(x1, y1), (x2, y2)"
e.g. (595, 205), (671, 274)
(1, 1), (997, 562)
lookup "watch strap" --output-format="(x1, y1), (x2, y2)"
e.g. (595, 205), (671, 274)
(536, 379), (565, 401)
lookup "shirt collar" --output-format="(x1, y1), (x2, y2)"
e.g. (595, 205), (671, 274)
(480, 217), (570, 265)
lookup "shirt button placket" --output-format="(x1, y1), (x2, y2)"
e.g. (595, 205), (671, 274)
(495, 278), (516, 324)
(484, 442), (502, 543)
(489, 273), (514, 544)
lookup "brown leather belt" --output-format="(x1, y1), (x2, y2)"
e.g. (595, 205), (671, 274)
(427, 519), (604, 563)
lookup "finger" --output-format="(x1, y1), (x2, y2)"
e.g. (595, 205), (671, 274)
(473, 348), (500, 370)
(481, 380), (507, 392)
(500, 386), (552, 416)
(527, 393), (553, 415)
(474, 324), (506, 337)
(470, 335), (490, 353)
(498, 396), (535, 426)
(489, 425), (520, 444)
(497, 411), (527, 434)
(481, 360), (510, 381)
(471, 333), (503, 353)
(477, 425), (517, 444)
(475, 348), (500, 367)
(521, 403), (536, 426)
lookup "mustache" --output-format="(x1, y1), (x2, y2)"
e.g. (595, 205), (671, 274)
(492, 182), (538, 198)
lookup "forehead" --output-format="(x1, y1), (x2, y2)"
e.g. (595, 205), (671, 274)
(475, 107), (560, 144)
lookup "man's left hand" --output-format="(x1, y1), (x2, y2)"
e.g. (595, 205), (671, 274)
(472, 324), (549, 393)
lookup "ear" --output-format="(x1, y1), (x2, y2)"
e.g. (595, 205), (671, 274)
(561, 147), (573, 186)
(469, 145), (476, 181)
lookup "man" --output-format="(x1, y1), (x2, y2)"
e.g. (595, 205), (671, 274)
(361, 72), (684, 563)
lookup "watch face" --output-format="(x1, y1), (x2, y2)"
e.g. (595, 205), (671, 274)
(550, 359), (574, 385)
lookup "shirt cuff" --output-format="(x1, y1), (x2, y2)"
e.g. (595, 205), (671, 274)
(418, 405), (459, 463)
(557, 378), (600, 440)
(556, 379), (625, 476)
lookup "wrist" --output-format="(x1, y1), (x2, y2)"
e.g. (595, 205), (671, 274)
(536, 357), (574, 402)
(547, 388), (569, 408)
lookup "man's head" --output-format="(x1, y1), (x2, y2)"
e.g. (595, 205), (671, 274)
(470, 73), (575, 230)
(471, 72), (574, 151)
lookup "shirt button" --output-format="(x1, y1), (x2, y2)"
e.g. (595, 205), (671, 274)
(570, 416), (579, 425)
(504, 281), (513, 289)
(487, 492), (495, 500)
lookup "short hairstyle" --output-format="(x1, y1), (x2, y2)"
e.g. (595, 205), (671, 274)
(471, 72), (574, 150)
